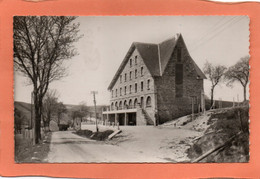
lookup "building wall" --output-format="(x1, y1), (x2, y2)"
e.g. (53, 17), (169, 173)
(109, 48), (157, 124)
(155, 37), (204, 124)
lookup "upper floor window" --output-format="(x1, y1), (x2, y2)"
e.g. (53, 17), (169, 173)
(130, 71), (132, 80)
(141, 81), (144, 91)
(125, 73), (127, 82)
(135, 69), (137, 78)
(129, 85), (132, 94)
(130, 58), (132, 67)
(120, 88), (122, 96)
(135, 56), (138, 65)
(115, 89), (118, 97)
(135, 83), (137, 93)
(141, 67), (144, 76)
(147, 79), (150, 90)
(177, 47), (182, 62)
(124, 86), (127, 95)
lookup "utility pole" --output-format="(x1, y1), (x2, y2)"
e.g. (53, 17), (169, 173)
(91, 91), (99, 132)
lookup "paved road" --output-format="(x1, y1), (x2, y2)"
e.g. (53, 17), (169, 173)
(47, 131), (168, 163)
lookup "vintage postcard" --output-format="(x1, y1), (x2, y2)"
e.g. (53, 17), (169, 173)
(13, 16), (249, 163)
(0, 0), (259, 178)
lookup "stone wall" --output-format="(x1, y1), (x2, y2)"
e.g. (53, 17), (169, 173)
(155, 37), (204, 124)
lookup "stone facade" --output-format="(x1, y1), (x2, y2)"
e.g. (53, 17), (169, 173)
(109, 49), (157, 124)
(154, 37), (204, 124)
(103, 34), (206, 125)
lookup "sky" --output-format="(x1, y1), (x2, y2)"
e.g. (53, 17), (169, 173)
(14, 16), (250, 106)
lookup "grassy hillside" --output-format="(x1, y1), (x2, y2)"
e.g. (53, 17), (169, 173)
(187, 106), (249, 162)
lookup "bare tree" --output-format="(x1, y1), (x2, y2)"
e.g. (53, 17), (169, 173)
(13, 16), (81, 143)
(203, 61), (227, 107)
(225, 56), (250, 102)
(42, 89), (59, 131)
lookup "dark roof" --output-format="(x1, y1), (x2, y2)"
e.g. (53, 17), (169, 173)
(108, 34), (206, 90)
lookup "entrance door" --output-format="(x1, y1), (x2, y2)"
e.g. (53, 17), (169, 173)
(128, 113), (136, 125)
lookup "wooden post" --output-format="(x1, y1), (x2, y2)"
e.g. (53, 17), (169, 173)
(91, 91), (99, 132)
(191, 97), (194, 120)
(201, 90), (205, 114)
(124, 113), (128, 126)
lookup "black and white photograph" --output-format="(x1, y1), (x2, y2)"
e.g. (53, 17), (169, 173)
(14, 16), (249, 163)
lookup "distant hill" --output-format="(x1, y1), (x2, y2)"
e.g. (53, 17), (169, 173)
(14, 101), (108, 127)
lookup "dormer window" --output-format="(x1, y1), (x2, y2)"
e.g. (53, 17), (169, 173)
(135, 56), (138, 65)
(125, 73), (127, 82)
(116, 89), (118, 97)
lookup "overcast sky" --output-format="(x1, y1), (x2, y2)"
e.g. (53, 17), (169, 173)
(14, 16), (249, 105)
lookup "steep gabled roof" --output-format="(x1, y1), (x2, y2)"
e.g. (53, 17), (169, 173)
(108, 34), (206, 90)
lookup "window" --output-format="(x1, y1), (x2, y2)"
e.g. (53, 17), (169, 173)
(129, 99), (132, 108)
(124, 100), (127, 109)
(176, 64), (183, 85)
(111, 102), (114, 110)
(119, 101), (122, 109)
(147, 79), (150, 90)
(177, 47), (182, 62)
(130, 58), (132, 67)
(135, 83), (137, 93)
(120, 88), (122, 96)
(134, 98), (138, 108)
(176, 64), (184, 97)
(115, 89), (118, 97)
(115, 102), (118, 109)
(140, 97), (144, 108)
(146, 96), (152, 107)
(130, 71), (132, 80)
(141, 81), (144, 91)
(120, 75), (122, 83)
(135, 56), (137, 65)
(129, 85), (132, 94)
(141, 67), (144, 76)
(135, 69), (137, 78)
(124, 86), (127, 95)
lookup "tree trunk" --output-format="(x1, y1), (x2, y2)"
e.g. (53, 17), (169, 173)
(211, 87), (215, 107)
(34, 93), (43, 144)
(243, 85), (247, 102)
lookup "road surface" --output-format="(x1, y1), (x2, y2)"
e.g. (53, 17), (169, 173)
(47, 130), (168, 163)
(47, 126), (202, 163)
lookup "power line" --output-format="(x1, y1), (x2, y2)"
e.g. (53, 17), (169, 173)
(190, 16), (244, 53)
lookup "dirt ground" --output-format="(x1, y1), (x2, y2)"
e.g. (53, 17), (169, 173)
(15, 132), (51, 163)
(47, 125), (202, 163)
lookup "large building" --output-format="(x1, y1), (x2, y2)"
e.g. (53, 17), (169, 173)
(102, 34), (206, 126)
